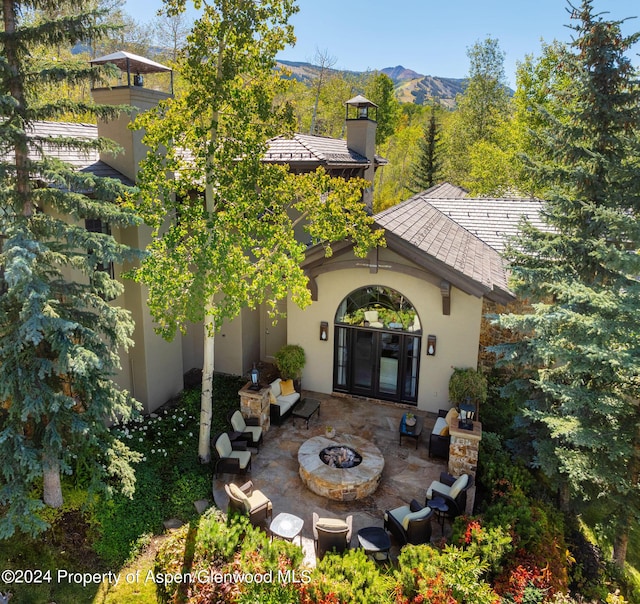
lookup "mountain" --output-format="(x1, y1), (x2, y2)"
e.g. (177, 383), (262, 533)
(276, 59), (467, 107)
(380, 65), (424, 82)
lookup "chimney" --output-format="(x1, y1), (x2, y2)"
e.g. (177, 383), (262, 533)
(89, 51), (173, 183)
(345, 95), (377, 211)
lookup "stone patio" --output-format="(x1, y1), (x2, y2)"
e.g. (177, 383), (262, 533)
(212, 392), (450, 566)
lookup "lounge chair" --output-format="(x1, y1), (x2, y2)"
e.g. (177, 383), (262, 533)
(312, 512), (352, 560)
(383, 500), (433, 545)
(426, 472), (474, 519)
(228, 409), (263, 450)
(225, 480), (272, 526)
(213, 432), (251, 478)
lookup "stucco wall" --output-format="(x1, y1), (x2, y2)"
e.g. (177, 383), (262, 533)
(287, 256), (482, 413)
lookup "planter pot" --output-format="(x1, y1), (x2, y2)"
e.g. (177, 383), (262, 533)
(405, 417), (417, 427)
(325, 429), (336, 439)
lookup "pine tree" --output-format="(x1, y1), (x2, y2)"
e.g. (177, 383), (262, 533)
(407, 106), (441, 194)
(0, 1), (141, 537)
(493, 0), (640, 566)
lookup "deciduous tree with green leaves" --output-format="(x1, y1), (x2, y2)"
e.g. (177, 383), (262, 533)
(492, 0), (640, 566)
(134, 0), (383, 463)
(0, 0), (141, 537)
(442, 37), (512, 188)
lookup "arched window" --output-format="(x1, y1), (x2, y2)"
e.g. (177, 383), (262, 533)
(333, 286), (421, 403)
(335, 286), (421, 333)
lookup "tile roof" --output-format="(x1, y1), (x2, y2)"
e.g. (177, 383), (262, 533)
(426, 196), (547, 254)
(265, 133), (387, 168)
(374, 195), (513, 303)
(7, 121), (132, 184)
(420, 182), (469, 199)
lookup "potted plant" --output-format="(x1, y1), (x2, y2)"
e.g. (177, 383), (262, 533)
(448, 367), (488, 417)
(275, 344), (306, 390)
(325, 425), (336, 438)
(405, 412), (417, 427)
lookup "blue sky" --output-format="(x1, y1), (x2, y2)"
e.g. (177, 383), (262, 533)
(124, 0), (640, 86)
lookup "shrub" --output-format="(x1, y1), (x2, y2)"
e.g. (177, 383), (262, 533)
(448, 367), (488, 407)
(300, 548), (393, 604)
(275, 344), (306, 380)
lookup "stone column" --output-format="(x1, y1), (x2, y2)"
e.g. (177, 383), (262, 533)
(238, 383), (271, 432)
(448, 420), (482, 514)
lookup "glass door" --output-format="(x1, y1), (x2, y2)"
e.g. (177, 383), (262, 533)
(351, 330), (375, 393)
(378, 332), (400, 397)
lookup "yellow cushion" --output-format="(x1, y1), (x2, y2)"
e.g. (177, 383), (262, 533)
(280, 379), (295, 396)
(439, 424), (450, 437)
(445, 407), (459, 425)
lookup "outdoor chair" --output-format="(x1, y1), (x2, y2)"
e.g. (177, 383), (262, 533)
(225, 480), (272, 526)
(312, 512), (352, 560)
(228, 409), (263, 450)
(383, 499), (433, 545)
(426, 472), (474, 519)
(429, 407), (458, 460)
(213, 432), (251, 478)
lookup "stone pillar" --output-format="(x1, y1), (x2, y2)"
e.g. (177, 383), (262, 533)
(238, 383), (271, 432)
(448, 420), (482, 514)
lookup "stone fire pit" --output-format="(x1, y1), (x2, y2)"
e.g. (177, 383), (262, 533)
(298, 434), (384, 501)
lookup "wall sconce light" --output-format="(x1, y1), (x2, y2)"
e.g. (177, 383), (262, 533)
(320, 321), (329, 341)
(426, 334), (437, 356)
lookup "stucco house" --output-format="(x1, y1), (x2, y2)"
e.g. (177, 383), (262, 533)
(31, 52), (527, 415)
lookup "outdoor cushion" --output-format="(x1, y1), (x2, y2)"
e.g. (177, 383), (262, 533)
(230, 410), (246, 432)
(215, 433), (233, 458)
(445, 407), (459, 425)
(426, 480), (450, 500)
(270, 378), (282, 398)
(401, 506), (432, 530)
(228, 482), (251, 511)
(246, 489), (272, 513)
(433, 417), (448, 436)
(387, 505), (410, 526)
(277, 393), (299, 409)
(269, 390), (277, 404)
(315, 517), (349, 532)
(280, 379), (295, 396)
(228, 450), (252, 470)
(448, 474), (469, 500)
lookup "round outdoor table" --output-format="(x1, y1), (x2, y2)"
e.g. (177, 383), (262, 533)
(270, 512), (304, 546)
(428, 496), (449, 528)
(357, 526), (391, 561)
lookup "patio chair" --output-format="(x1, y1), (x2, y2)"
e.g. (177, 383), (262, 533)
(425, 472), (474, 519)
(225, 480), (272, 526)
(383, 499), (433, 545)
(312, 512), (352, 560)
(228, 409), (263, 450)
(213, 432), (251, 478)
(429, 408), (458, 460)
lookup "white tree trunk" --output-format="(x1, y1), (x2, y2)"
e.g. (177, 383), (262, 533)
(198, 311), (215, 463)
(42, 453), (63, 508)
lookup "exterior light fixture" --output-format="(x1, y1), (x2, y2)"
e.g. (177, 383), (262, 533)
(426, 334), (437, 356)
(459, 400), (476, 430)
(320, 321), (329, 341)
(249, 363), (260, 391)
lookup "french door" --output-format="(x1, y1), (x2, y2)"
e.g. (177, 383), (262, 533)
(334, 326), (420, 403)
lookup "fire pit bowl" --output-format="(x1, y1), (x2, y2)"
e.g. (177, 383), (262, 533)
(298, 434), (384, 501)
(320, 445), (362, 468)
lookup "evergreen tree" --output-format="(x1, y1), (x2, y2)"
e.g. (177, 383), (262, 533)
(0, 1), (141, 536)
(493, 0), (640, 566)
(407, 106), (441, 194)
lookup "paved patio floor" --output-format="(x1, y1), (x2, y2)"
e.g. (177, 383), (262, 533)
(212, 392), (450, 566)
